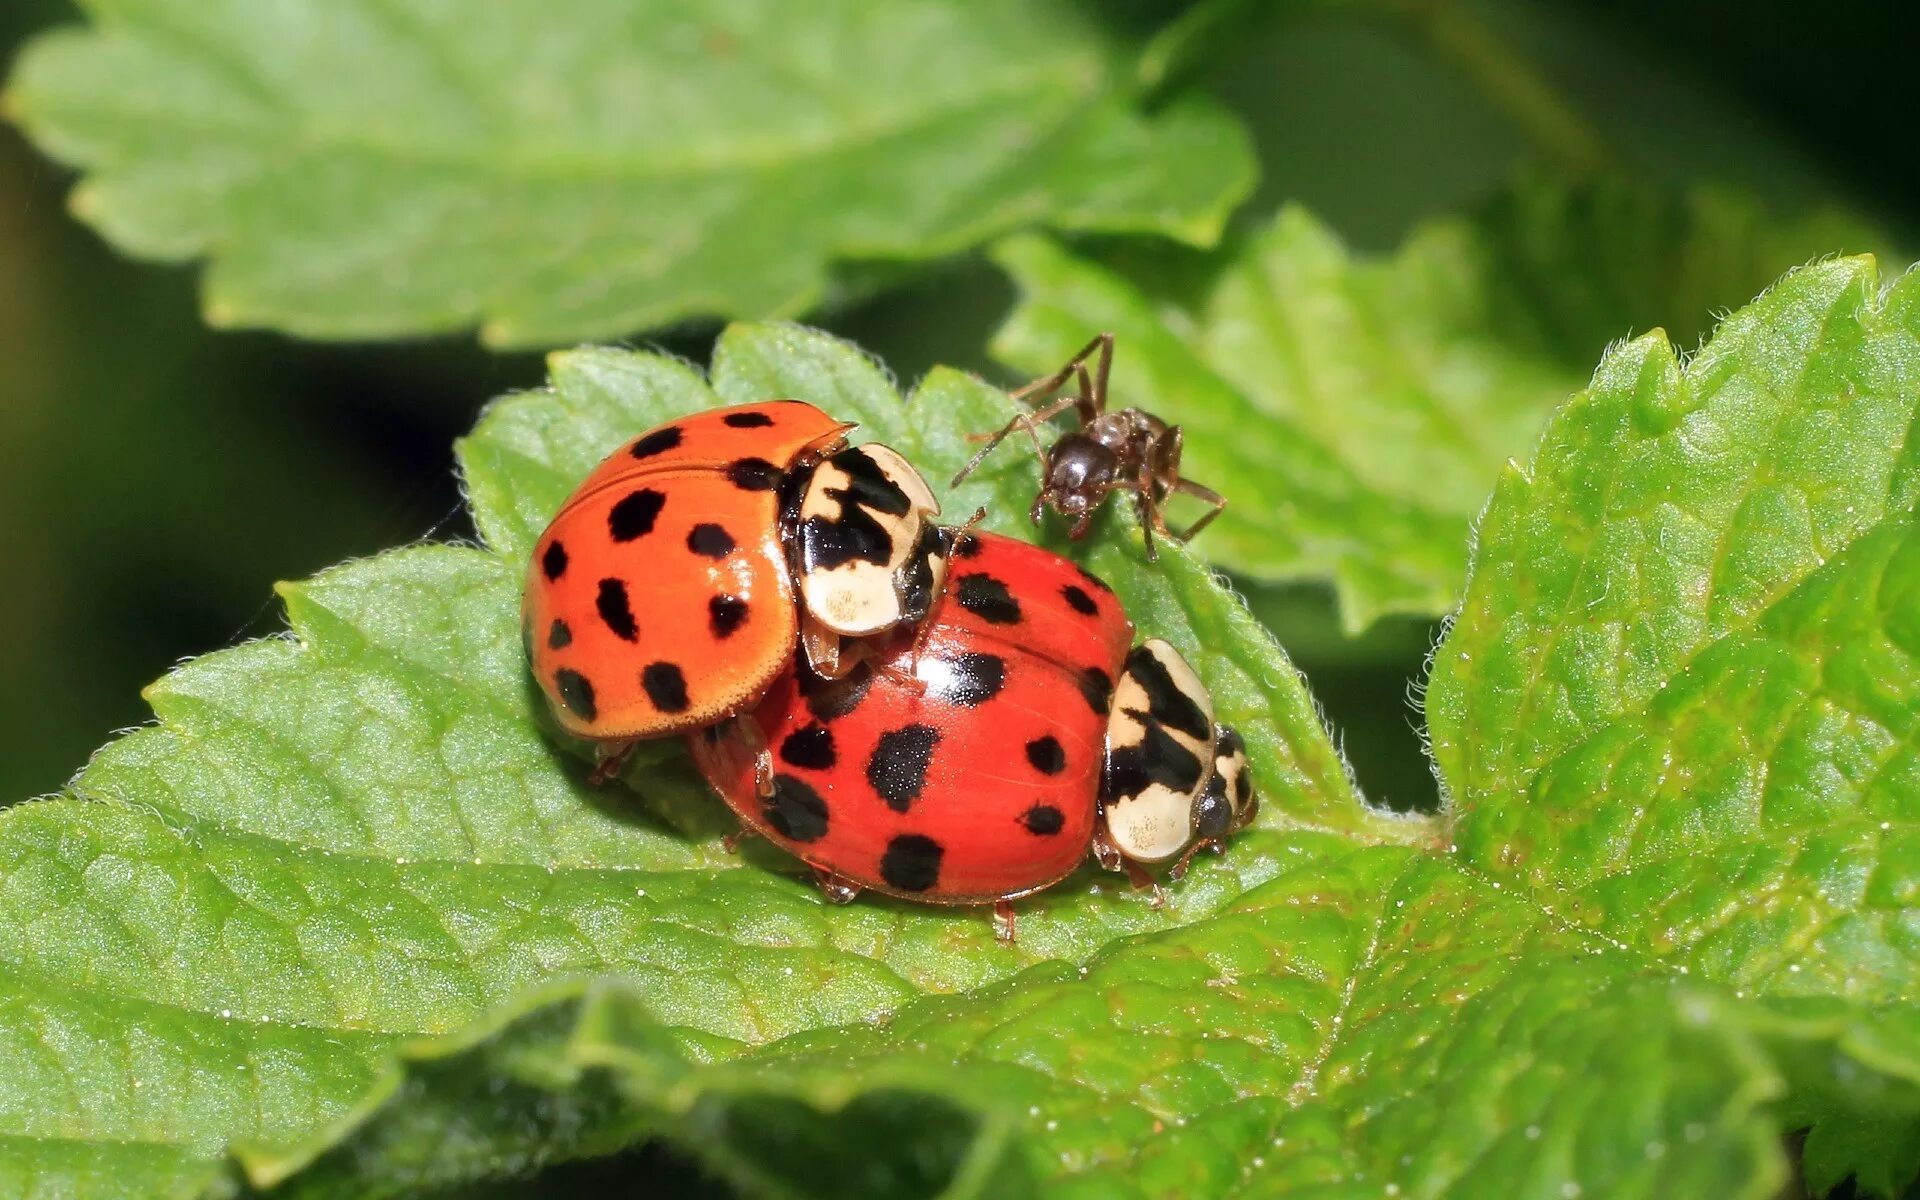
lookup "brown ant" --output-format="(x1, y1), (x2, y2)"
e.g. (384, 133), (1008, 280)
(950, 333), (1225, 560)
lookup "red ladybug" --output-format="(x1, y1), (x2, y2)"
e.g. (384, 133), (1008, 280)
(689, 531), (1256, 938)
(524, 401), (947, 777)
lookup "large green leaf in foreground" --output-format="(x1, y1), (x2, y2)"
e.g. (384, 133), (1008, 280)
(993, 178), (1880, 632)
(4, 0), (1252, 348)
(2, 289), (1919, 1198)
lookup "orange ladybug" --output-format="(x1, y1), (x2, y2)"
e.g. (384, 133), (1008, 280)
(523, 401), (946, 773)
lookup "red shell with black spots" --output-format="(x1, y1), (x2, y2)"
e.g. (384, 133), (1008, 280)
(524, 400), (850, 740)
(689, 532), (1134, 903)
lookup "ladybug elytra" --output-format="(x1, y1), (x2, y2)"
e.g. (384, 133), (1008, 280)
(688, 531), (1257, 938)
(523, 401), (945, 773)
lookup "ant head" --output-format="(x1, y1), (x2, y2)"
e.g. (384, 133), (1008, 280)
(1042, 435), (1120, 516)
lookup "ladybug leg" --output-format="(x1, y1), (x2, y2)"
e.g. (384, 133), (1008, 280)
(1093, 827), (1167, 905)
(721, 827), (760, 854)
(992, 899), (1018, 944)
(876, 659), (927, 695)
(1167, 838), (1225, 882)
(800, 618), (841, 678)
(812, 868), (861, 905)
(1126, 862), (1168, 908)
(702, 714), (776, 798)
(586, 740), (637, 788)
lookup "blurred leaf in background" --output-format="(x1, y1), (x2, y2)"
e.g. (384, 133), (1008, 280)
(4, 0), (1255, 345)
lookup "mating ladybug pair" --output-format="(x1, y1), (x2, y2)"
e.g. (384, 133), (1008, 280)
(522, 338), (1246, 938)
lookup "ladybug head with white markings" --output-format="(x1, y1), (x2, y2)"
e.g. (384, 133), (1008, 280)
(1096, 638), (1258, 881)
(785, 441), (950, 678)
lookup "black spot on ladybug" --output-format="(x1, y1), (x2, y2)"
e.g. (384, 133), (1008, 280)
(708, 594), (749, 639)
(956, 574), (1021, 624)
(879, 833), (943, 892)
(1076, 564), (1113, 594)
(934, 652), (1005, 707)
(802, 666), (872, 721)
(1104, 723), (1206, 804)
(553, 669), (596, 721)
(541, 540), (568, 580)
(951, 536), (983, 560)
(1076, 667), (1114, 715)
(867, 724), (939, 812)
(629, 426), (683, 460)
(596, 578), (638, 641)
(764, 774), (829, 842)
(1025, 735), (1065, 775)
(723, 410), (775, 428)
(1123, 645), (1212, 741)
(1019, 803), (1065, 836)
(780, 723), (836, 771)
(641, 662), (689, 713)
(686, 523), (735, 558)
(831, 447), (913, 516)
(1061, 584), (1098, 616)
(608, 488), (666, 542)
(726, 457), (781, 491)
(547, 619), (572, 650)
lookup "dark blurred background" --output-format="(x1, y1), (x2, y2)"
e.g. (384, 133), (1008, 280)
(2, 0), (1915, 814)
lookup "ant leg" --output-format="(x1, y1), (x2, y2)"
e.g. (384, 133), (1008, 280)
(1171, 478), (1228, 541)
(1070, 362), (1101, 426)
(1089, 332), (1113, 415)
(1006, 331), (1111, 407)
(1135, 487), (1159, 562)
(951, 395), (1081, 488)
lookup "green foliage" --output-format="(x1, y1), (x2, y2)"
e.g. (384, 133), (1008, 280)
(0, 307), (1916, 1196)
(993, 176), (1883, 631)
(3, 0), (1252, 347)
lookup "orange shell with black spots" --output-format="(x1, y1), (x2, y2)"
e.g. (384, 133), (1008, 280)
(523, 400), (849, 740)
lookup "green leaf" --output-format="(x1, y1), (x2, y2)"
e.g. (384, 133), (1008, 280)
(992, 176), (1884, 632)
(4, 0), (1254, 348)
(4, 312), (1917, 1196)
(0, 324), (1411, 1196)
(1427, 254), (1920, 1192)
